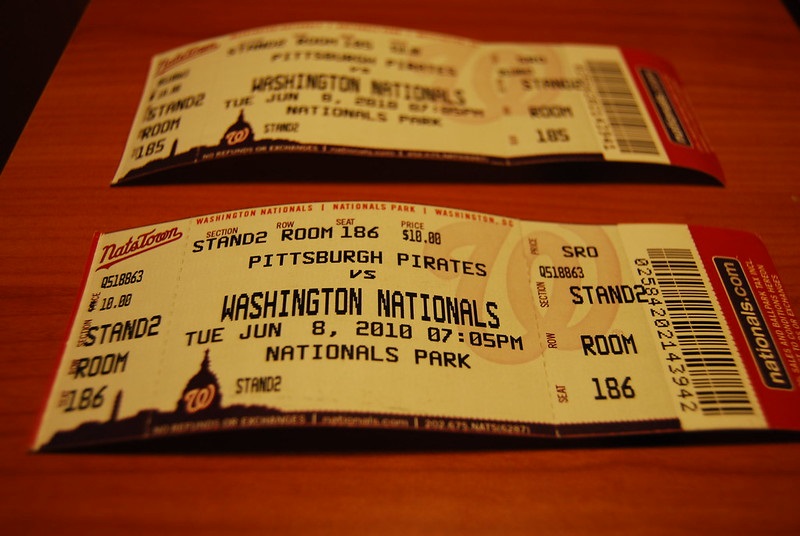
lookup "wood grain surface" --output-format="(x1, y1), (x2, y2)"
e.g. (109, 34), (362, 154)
(1, 0), (799, 534)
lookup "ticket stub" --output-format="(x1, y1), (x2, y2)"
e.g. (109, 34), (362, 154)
(33, 202), (800, 450)
(112, 22), (723, 184)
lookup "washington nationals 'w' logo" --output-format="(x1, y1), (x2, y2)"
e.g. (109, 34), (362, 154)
(224, 127), (251, 146)
(183, 384), (216, 414)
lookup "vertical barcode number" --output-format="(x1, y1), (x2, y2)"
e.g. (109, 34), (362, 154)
(636, 249), (754, 416)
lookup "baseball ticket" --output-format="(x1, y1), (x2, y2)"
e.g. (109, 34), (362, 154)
(112, 22), (723, 184)
(33, 202), (800, 450)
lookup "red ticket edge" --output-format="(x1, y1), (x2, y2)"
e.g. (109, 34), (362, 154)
(29, 232), (104, 450)
(622, 48), (725, 184)
(690, 226), (800, 430)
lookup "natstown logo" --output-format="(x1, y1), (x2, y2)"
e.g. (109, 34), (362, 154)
(155, 43), (219, 75)
(97, 227), (183, 270)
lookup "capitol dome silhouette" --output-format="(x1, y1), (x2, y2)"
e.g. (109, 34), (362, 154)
(176, 349), (222, 414)
(220, 109), (255, 146)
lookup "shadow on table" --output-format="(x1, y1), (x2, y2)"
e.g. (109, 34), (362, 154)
(113, 152), (722, 187)
(49, 426), (798, 456)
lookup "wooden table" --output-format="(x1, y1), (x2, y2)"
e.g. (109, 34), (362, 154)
(2, 0), (799, 533)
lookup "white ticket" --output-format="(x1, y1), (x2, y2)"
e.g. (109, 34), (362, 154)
(34, 202), (800, 450)
(112, 22), (723, 184)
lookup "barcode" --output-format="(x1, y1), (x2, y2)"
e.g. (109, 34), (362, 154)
(647, 248), (754, 415)
(586, 61), (659, 155)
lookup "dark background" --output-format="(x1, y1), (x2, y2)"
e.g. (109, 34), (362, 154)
(0, 0), (88, 173)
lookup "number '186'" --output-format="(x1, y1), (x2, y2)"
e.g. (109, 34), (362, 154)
(592, 376), (635, 400)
